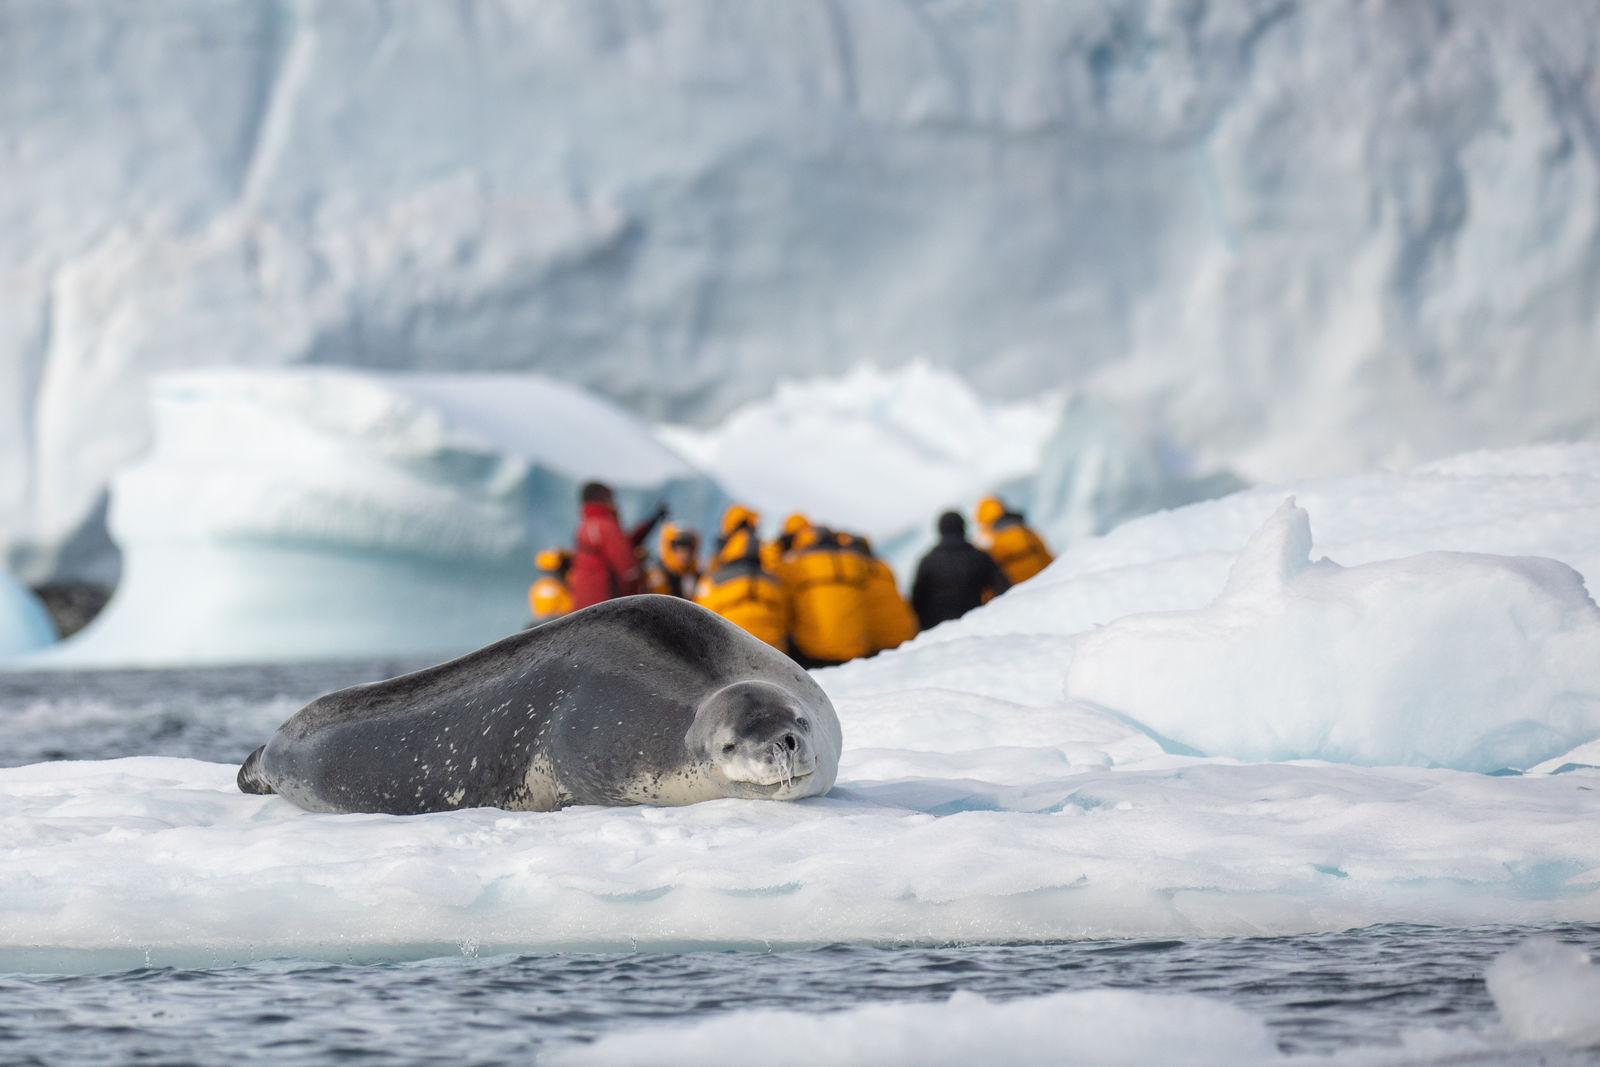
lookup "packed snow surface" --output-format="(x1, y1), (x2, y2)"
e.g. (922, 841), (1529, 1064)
(2, 445), (1599, 969)
(0, 571), (54, 656)
(28, 367), (723, 665)
(7, 0), (1600, 581)
(1064, 499), (1600, 771)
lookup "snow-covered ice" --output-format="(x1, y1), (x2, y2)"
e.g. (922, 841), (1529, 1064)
(6, 1), (1600, 583)
(2, 445), (1598, 970)
(1, 754), (1596, 973)
(25, 368), (724, 665)
(0, 570), (55, 657)
(1064, 499), (1600, 771)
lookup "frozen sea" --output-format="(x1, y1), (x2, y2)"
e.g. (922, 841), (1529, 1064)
(2, 663), (1598, 1065)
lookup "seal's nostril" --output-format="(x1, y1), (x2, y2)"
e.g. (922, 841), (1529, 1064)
(783, 733), (798, 751)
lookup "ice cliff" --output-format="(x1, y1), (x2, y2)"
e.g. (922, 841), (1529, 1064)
(5, 0), (1600, 580)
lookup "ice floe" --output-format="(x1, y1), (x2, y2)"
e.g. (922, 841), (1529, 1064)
(2, 445), (1598, 969)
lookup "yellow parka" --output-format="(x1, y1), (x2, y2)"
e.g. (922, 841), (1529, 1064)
(863, 556), (918, 652)
(981, 514), (1054, 585)
(780, 529), (873, 665)
(695, 555), (790, 650)
(646, 523), (701, 598)
(528, 548), (574, 622)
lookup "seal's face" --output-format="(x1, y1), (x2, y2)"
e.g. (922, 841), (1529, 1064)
(688, 680), (823, 800)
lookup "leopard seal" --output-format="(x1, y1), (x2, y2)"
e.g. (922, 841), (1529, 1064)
(237, 595), (841, 813)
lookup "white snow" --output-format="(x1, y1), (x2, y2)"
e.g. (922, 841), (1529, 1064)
(0, 570), (55, 656)
(2, 444), (1598, 969)
(22, 367), (723, 665)
(1063, 499), (1600, 771)
(6, 1), (1600, 583)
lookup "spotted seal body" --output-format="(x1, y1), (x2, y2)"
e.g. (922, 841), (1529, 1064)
(237, 596), (841, 813)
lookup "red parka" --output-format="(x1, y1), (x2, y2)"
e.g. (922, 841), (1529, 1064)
(569, 501), (643, 610)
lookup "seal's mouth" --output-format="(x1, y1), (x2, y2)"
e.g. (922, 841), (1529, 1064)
(721, 740), (817, 789)
(737, 769), (815, 795)
(726, 760), (816, 788)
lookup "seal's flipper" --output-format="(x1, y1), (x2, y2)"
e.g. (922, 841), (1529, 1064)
(237, 745), (274, 795)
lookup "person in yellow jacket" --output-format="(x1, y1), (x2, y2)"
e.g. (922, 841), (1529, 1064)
(645, 523), (701, 599)
(840, 534), (919, 653)
(694, 530), (791, 651)
(975, 496), (1055, 585)
(779, 522), (873, 668)
(713, 504), (760, 564)
(527, 547), (574, 625)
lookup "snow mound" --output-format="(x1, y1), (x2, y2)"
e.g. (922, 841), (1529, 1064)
(9, 2), (1600, 583)
(552, 989), (1277, 1067)
(29, 368), (723, 665)
(0, 572), (55, 656)
(1063, 500), (1600, 771)
(658, 363), (1061, 545)
(1486, 939), (1600, 1047)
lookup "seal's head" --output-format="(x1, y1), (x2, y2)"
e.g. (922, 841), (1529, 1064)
(688, 679), (832, 800)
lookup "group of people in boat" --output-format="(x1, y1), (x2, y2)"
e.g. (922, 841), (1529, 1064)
(529, 481), (1054, 667)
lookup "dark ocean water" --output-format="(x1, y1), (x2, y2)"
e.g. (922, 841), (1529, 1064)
(1, 664), (1596, 1065)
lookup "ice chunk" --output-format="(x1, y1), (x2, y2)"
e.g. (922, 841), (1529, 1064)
(658, 363), (1061, 545)
(1015, 397), (1245, 552)
(549, 989), (1279, 1067)
(1528, 740), (1600, 777)
(2, 753), (1598, 970)
(0, 571), (55, 657)
(1486, 938), (1600, 1047)
(1063, 500), (1600, 771)
(26, 368), (724, 666)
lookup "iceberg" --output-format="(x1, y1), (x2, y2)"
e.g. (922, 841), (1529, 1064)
(6, 1), (1600, 583)
(0, 570), (55, 657)
(30, 368), (724, 666)
(1063, 499), (1600, 771)
(657, 362), (1062, 549)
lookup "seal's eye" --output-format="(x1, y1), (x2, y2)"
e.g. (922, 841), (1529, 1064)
(795, 717), (809, 729)
(721, 743), (736, 755)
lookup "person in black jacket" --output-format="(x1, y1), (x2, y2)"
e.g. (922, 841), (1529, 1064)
(910, 511), (1011, 630)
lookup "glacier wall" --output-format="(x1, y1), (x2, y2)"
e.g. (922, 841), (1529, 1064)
(5, 0), (1600, 580)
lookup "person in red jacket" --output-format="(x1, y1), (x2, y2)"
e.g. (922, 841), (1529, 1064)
(568, 482), (668, 611)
